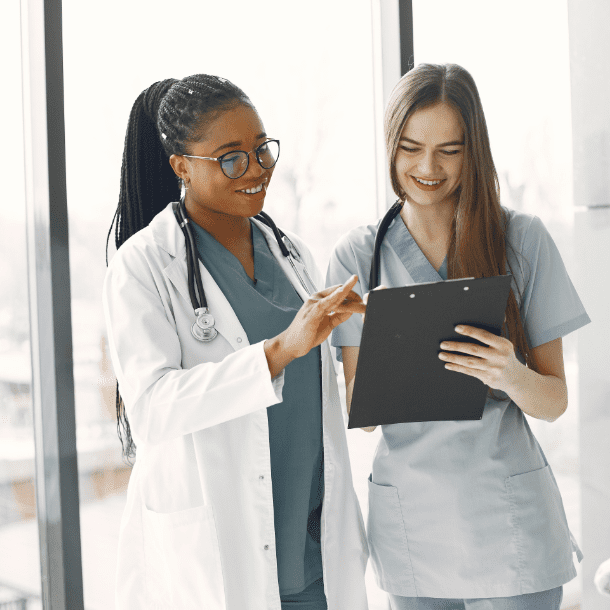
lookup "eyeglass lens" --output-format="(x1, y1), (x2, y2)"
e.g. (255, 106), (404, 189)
(220, 140), (280, 178)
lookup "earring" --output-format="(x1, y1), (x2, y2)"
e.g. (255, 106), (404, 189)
(180, 179), (189, 206)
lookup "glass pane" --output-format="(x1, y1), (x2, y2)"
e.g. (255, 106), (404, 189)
(61, 0), (378, 607)
(412, 1), (580, 607)
(0, 2), (41, 608)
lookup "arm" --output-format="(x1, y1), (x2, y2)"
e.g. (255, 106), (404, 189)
(342, 346), (377, 432)
(104, 260), (364, 445)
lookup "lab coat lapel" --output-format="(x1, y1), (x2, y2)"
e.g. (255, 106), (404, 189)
(151, 204), (250, 351)
(251, 217), (314, 302)
(385, 214), (444, 284)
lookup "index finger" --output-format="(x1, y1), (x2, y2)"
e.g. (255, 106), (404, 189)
(455, 324), (501, 346)
(318, 275), (358, 299)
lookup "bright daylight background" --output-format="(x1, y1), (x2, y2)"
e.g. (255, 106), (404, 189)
(0, 1), (581, 608)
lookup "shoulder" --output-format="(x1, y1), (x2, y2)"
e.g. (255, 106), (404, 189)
(503, 207), (546, 253)
(106, 225), (170, 283)
(330, 219), (382, 264)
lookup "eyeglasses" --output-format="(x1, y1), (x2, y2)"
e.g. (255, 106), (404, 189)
(183, 139), (280, 179)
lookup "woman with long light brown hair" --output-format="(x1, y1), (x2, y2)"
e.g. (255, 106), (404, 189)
(327, 63), (589, 610)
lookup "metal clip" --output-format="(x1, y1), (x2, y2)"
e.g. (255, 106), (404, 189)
(282, 236), (302, 263)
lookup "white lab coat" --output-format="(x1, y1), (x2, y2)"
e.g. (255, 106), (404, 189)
(103, 203), (369, 610)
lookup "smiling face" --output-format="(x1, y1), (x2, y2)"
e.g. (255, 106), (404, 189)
(169, 103), (274, 221)
(395, 102), (465, 210)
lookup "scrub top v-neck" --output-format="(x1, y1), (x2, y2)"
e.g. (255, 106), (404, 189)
(326, 209), (590, 599)
(385, 217), (448, 281)
(191, 219), (324, 597)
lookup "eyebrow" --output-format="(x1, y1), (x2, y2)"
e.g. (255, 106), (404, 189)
(212, 132), (267, 155)
(399, 137), (464, 147)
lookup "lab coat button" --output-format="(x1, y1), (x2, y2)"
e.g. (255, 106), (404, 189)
(264, 545), (269, 550)
(237, 337), (242, 343)
(259, 475), (264, 480)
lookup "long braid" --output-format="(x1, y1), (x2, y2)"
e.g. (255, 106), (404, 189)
(106, 75), (251, 462)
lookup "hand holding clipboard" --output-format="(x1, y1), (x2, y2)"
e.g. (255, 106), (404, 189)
(348, 274), (513, 429)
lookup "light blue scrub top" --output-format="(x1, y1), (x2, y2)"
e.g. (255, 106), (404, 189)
(326, 208), (590, 599)
(192, 220), (324, 597)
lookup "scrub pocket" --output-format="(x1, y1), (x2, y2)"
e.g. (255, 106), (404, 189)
(505, 465), (577, 591)
(367, 475), (415, 593)
(143, 503), (226, 610)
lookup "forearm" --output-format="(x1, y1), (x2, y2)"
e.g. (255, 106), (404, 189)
(504, 364), (568, 422)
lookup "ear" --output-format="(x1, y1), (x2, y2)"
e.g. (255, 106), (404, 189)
(169, 154), (190, 184)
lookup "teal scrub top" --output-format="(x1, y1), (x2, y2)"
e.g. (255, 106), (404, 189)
(192, 220), (324, 596)
(326, 208), (590, 599)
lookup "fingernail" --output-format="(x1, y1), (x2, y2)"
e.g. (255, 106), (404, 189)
(455, 325), (464, 332)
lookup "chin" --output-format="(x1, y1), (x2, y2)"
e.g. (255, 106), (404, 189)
(405, 193), (442, 206)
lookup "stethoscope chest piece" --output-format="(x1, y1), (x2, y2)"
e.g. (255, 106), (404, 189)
(191, 308), (218, 342)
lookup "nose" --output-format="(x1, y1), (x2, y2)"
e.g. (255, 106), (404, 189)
(417, 150), (439, 176)
(245, 149), (265, 178)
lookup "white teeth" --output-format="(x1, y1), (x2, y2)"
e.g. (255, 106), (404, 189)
(415, 177), (442, 186)
(239, 182), (264, 194)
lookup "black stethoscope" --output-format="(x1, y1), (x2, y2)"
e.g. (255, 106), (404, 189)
(368, 199), (404, 291)
(172, 196), (318, 342)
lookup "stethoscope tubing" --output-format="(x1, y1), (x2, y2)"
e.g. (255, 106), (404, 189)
(369, 199), (404, 291)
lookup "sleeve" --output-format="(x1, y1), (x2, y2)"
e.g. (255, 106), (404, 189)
(517, 215), (591, 348)
(102, 255), (285, 447)
(325, 235), (366, 362)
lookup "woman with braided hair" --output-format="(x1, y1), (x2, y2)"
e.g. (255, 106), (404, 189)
(103, 76), (369, 610)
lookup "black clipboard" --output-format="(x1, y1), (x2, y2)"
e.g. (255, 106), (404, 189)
(347, 274), (513, 428)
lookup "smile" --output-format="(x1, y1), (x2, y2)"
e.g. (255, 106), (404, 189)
(414, 177), (443, 185)
(411, 176), (446, 192)
(237, 182), (265, 194)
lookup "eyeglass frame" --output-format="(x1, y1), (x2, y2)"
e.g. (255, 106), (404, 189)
(182, 138), (280, 179)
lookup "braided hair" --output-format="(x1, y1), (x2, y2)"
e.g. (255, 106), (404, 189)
(106, 75), (252, 462)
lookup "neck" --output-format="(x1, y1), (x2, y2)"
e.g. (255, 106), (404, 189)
(185, 197), (251, 246)
(400, 197), (455, 243)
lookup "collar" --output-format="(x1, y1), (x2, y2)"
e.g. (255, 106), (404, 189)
(149, 202), (285, 260)
(148, 203), (311, 325)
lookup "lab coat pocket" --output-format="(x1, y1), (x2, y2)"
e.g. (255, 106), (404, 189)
(367, 475), (415, 590)
(505, 465), (576, 587)
(143, 503), (226, 610)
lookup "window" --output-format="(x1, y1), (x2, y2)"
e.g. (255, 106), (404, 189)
(412, 1), (580, 606)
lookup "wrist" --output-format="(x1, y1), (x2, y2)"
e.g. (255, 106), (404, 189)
(499, 359), (527, 397)
(276, 330), (302, 360)
(264, 333), (298, 378)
